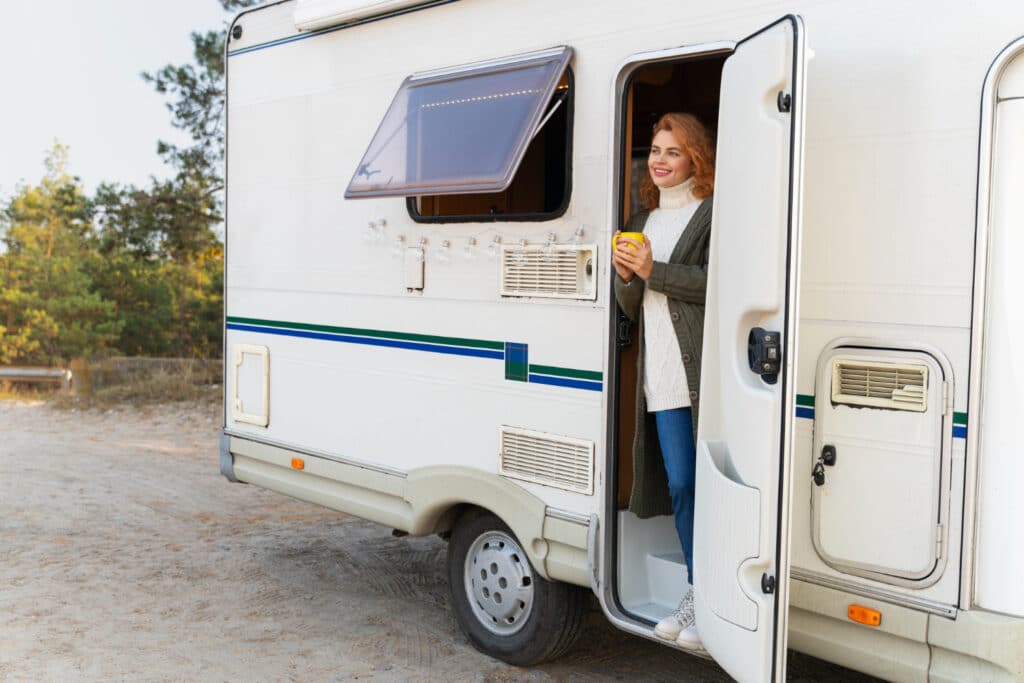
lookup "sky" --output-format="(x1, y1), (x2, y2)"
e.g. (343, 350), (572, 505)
(0, 0), (233, 199)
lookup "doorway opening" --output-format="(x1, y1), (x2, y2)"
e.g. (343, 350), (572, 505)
(610, 50), (728, 626)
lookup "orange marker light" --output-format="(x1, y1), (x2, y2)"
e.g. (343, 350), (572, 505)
(291, 458), (305, 470)
(848, 604), (881, 627)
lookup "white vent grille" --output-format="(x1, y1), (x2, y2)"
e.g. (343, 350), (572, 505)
(499, 426), (594, 495)
(500, 244), (596, 300)
(831, 360), (928, 412)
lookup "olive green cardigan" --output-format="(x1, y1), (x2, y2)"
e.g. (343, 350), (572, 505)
(613, 196), (713, 519)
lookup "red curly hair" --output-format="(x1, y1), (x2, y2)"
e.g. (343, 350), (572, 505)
(638, 113), (715, 211)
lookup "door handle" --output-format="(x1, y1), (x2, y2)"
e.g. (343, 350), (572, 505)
(747, 327), (781, 384)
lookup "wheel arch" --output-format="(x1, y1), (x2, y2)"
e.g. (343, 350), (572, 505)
(405, 465), (552, 579)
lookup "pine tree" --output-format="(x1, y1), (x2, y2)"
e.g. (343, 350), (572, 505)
(0, 144), (122, 364)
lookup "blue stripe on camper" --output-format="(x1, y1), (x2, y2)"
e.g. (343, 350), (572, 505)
(227, 320), (603, 392)
(226, 323), (503, 360)
(793, 393), (968, 440)
(527, 374), (603, 393)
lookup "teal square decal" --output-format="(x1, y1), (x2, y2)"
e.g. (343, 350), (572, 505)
(504, 342), (528, 382)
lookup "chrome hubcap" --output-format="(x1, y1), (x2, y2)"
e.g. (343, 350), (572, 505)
(463, 530), (535, 636)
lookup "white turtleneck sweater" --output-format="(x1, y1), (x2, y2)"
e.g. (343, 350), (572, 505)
(642, 177), (700, 412)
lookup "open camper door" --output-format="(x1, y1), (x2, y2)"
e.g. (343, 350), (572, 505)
(692, 16), (806, 683)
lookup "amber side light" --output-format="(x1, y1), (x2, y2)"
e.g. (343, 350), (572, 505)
(291, 458), (305, 470)
(848, 604), (882, 627)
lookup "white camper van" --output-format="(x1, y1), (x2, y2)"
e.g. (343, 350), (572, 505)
(220, 1), (1024, 680)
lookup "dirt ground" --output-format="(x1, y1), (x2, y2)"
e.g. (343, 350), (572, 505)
(0, 399), (877, 682)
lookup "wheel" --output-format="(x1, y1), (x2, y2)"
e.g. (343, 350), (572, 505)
(447, 509), (585, 666)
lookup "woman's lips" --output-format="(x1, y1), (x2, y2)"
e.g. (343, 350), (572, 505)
(652, 168), (671, 177)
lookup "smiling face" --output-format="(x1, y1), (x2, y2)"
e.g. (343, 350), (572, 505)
(648, 128), (693, 190)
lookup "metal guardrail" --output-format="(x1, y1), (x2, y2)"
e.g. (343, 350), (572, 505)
(0, 367), (73, 392)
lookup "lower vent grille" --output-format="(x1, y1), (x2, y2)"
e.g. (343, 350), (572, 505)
(831, 359), (928, 412)
(499, 426), (594, 495)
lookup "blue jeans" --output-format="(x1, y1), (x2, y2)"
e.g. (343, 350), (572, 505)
(655, 407), (696, 585)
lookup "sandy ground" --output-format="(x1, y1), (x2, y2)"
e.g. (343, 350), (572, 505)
(0, 399), (877, 682)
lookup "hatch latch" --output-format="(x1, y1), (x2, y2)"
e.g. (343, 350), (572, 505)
(748, 327), (781, 384)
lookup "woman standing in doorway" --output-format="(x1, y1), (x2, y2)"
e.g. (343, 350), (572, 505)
(613, 112), (715, 650)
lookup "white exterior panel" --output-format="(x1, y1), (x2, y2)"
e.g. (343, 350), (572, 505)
(295, 0), (429, 31)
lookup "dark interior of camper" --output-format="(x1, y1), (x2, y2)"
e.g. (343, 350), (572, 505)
(615, 53), (725, 508)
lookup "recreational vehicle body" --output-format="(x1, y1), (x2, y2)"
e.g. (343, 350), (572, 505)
(220, 1), (1024, 680)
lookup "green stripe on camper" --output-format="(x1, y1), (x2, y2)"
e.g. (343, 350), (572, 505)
(226, 316), (504, 351)
(528, 364), (603, 382)
(795, 393), (968, 439)
(226, 316), (604, 392)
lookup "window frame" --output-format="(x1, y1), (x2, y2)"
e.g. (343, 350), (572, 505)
(344, 46), (573, 201)
(406, 66), (575, 224)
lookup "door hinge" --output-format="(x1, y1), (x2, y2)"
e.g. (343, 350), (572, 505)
(936, 524), (944, 560)
(761, 573), (776, 594)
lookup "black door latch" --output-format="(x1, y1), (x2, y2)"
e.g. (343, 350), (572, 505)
(616, 312), (632, 348)
(777, 91), (792, 113)
(812, 444), (838, 487)
(748, 327), (781, 384)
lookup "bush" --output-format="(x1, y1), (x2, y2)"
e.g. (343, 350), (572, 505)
(53, 357), (222, 409)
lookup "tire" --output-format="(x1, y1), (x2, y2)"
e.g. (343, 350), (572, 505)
(447, 509), (586, 666)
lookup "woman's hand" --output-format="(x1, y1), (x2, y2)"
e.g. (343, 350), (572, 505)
(612, 233), (654, 281)
(611, 232), (636, 282)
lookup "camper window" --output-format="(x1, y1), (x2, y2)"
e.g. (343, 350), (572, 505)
(409, 70), (571, 222)
(344, 46), (573, 221)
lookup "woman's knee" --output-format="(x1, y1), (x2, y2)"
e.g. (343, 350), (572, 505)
(668, 480), (695, 501)
(666, 459), (696, 493)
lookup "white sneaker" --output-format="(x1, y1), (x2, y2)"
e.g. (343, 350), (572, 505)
(654, 586), (694, 640)
(675, 623), (704, 650)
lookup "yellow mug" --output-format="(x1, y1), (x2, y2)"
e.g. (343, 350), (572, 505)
(614, 231), (645, 252)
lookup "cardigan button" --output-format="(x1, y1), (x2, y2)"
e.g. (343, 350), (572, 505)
(670, 312), (680, 322)
(689, 390), (699, 401)
(682, 353), (691, 364)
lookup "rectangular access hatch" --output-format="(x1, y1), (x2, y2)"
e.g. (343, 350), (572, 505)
(812, 346), (949, 584)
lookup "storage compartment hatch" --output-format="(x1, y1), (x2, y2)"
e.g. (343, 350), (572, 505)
(232, 344), (270, 427)
(812, 346), (949, 584)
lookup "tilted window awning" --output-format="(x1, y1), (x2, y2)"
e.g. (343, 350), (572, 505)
(344, 46), (573, 199)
